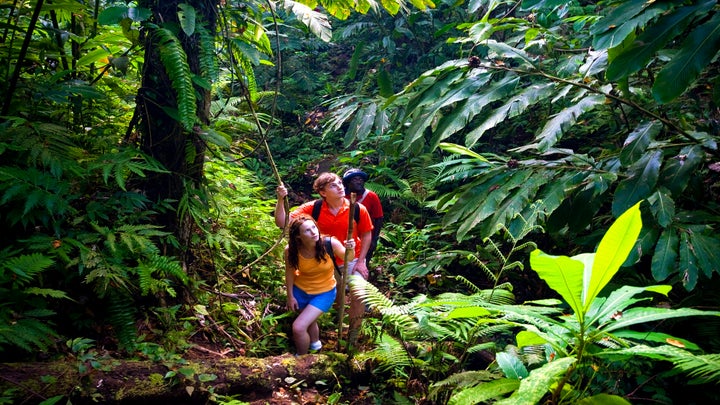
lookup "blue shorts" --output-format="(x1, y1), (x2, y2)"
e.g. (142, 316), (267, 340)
(293, 285), (337, 312)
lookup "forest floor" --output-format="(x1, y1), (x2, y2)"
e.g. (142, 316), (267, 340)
(1, 329), (379, 405)
(181, 328), (377, 405)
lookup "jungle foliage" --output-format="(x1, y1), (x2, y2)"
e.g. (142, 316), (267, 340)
(1, 0), (720, 404)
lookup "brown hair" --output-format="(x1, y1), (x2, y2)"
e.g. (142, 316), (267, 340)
(287, 215), (329, 270)
(313, 172), (341, 194)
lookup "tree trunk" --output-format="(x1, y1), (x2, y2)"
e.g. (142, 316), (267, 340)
(134, 1), (218, 266)
(0, 354), (352, 404)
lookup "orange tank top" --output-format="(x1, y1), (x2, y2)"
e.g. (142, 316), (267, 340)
(295, 253), (336, 294)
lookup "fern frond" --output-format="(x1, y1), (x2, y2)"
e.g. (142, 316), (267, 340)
(467, 341), (498, 354)
(0, 310), (58, 352)
(2, 253), (54, 287)
(349, 274), (395, 309)
(451, 275), (483, 294)
(365, 182), (404, 199)
(149, 254), (187, 284)
(24, 287), (72, 300)
(471, 323), (515, 341)
(154, 27), (196, 131)
(227, 38), (258, 99)
(355, 333), (413, 373)
(429, 369), (497, 394)
(137, 262), (154, 296)
(106, 290), (137, 351)
(0, 166), (74, 226)
(90, 148), (168, 191)
(137, 254), (186, 297)
(461, 253), (498, 283)
(674, 354), (720, 384)
(196, 21), (219, 82)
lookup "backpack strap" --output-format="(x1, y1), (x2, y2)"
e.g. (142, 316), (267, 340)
(324, 236), (340, 271)
(312, 198), (360, 223)
(312, 199), (322, 221)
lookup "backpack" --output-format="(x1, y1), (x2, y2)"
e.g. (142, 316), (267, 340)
(312, 199), (360, 223)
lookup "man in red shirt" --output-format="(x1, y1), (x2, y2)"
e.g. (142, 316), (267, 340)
(342, 168), (384, 267)
(275, 172), (373, 346)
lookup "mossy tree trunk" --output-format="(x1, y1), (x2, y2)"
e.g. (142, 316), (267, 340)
(0, 354), (352, 404)
(133, 1), (217, 270)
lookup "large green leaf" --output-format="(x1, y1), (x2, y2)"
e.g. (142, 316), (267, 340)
(284, 0), (333, 41)
(464, 82), (554, 149)
(606, 1), (714, 81)
(496, 352), (529, 379)
(98, 5), (151, 24)
(585, 284), (671, 327)
(495, 357), (576, 405)
(586, 201), (643, 311)
(619, 121), (661, 166)
(534, 94), (606, 152)
(653, 12), (720, 103)
(432, 76), (530, 149)
(679, 231), (699, 291)
(591, 0), (665, 50)
(648, 190), (675, 228)
(611, 150), (661, 217)
(347, 102), (377, 141)
(323, 95), (363, 133)
(485, 40), (536, 69)
(177, 3), (196, 36)
(534, 171), (587, 215)
(651, 228), (678, 282)
(688, 233), (720, 279)
(478, 170), (545, 238)
(456, 170), (533, 240)
(464, 76), (549, 147)
(440, 169), (509, 229)
(404, 66), (465, 113)
(404, 72), (493, 149)
(658, 145), (705, 196)
(437, 143), (489, 161)
(577, 394), (632, 405)
(449, 378), (520, 405)
(530, 250), (586, 317)
(600, 344), (691, 363)
(604, 306), (720, 333)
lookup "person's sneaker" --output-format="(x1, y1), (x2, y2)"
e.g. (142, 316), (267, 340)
(309, 340), (322, 351)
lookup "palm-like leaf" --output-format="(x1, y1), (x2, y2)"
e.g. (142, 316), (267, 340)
(653, 12), (720, 103)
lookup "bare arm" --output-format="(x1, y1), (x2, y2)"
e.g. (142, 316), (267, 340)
(275, 184), (288, 229)
(372, 217), (384, 242)
(331, 236), (355, 259)
(284, 248), (298, 311)
(353, 230), (372, 279)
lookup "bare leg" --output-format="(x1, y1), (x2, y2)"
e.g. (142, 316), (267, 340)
(348, 292), (363, 346)
(308, 320), (320, 344)
(292, 305), (324, 355)
(347, 259), (367, 347)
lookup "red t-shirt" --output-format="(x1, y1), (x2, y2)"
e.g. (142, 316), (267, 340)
(355, 190), (383, 220)
(290, 199), (373, 264)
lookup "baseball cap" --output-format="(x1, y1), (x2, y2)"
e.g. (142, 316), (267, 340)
(342, 168), (368, 182)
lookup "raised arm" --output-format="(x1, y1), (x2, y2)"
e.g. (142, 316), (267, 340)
(331, 235), (355, 259)
(275, 184), (289, 229)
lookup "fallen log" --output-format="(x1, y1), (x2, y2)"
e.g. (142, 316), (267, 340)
(0, 353), (352, 404)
